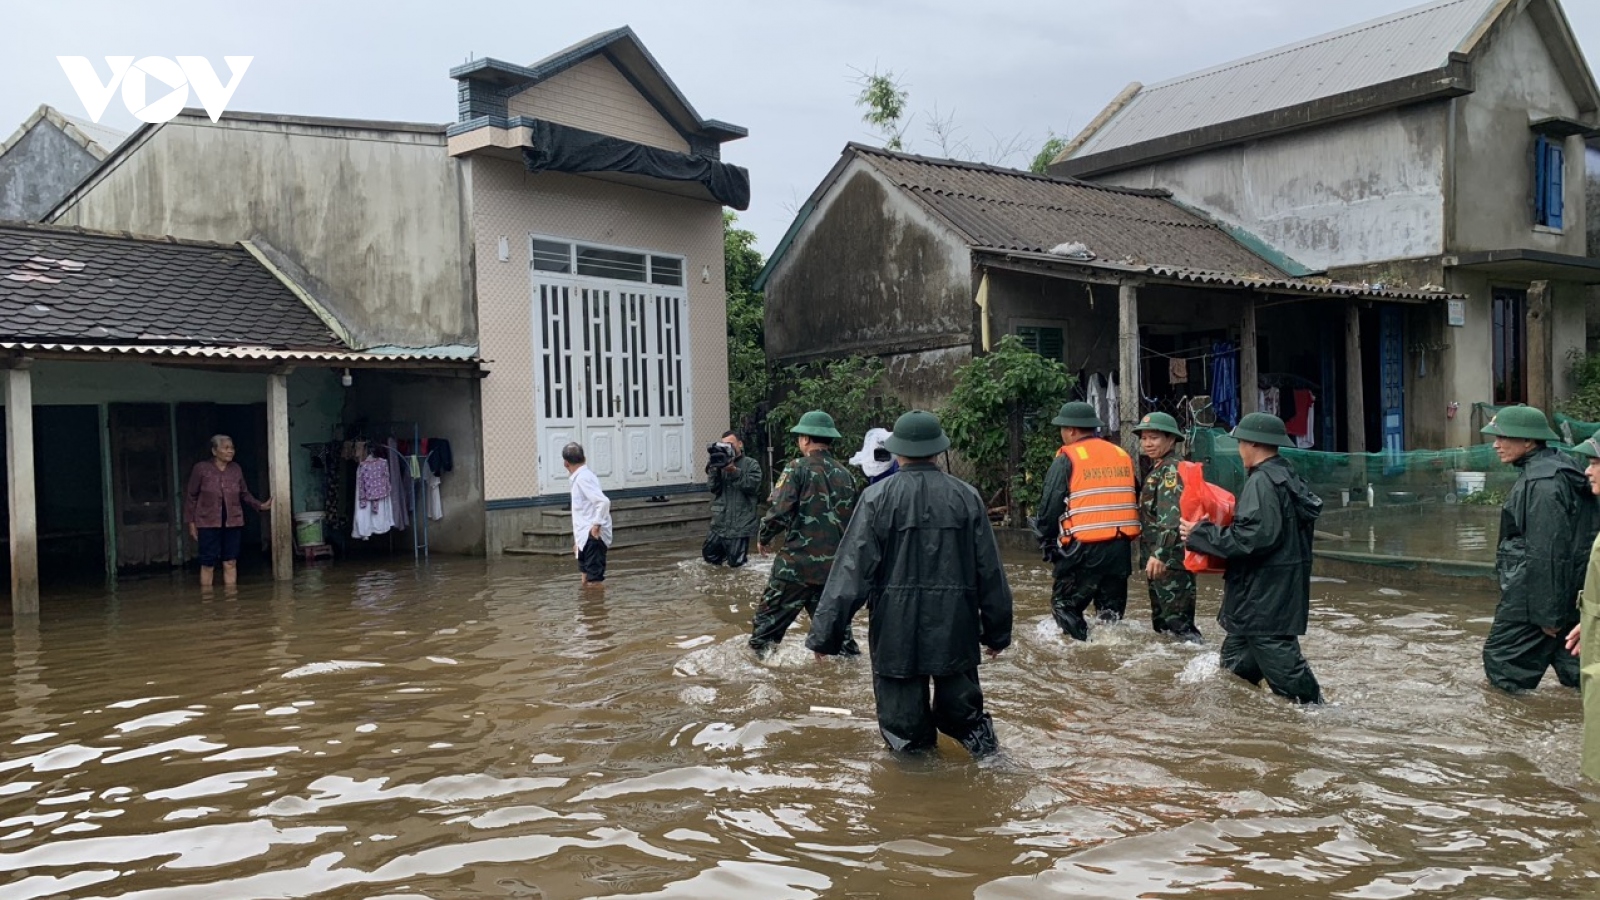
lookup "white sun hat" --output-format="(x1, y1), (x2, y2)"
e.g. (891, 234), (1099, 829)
(848, 427), (894, 477)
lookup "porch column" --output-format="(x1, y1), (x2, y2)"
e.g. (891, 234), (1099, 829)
(1239, 293), (1258, 416)
(1345, 303), (1366, 453)
(1527, 280), (1552, 414)
(6, 362), (39, 615)
(267, 371), (294, 582)
(1118, 283), (1140, 451)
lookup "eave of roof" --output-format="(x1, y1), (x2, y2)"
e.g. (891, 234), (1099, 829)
(975, 248), (1462, 303)
(0, 342), (484, 368)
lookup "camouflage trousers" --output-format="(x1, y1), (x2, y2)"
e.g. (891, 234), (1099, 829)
(1146, 568), (1202, 641)
(750, 579), (860, 656)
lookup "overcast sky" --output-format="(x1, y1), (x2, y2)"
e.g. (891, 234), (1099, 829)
(6, 0), (1600, 257)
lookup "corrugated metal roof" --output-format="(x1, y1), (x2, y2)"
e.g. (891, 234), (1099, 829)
(853, 144), (1287, 276)
(1071, 0), (1502, 157)
(982, 250), (1461, 302)
(0, 342), (483, 366)
(59, 113), (127, 156)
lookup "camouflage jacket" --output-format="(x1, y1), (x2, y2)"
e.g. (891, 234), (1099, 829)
(1139, 452), (1184, 568)
(759, 449), (858, 585)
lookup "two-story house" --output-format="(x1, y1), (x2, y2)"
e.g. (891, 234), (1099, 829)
(1054, 0), (1600, 451)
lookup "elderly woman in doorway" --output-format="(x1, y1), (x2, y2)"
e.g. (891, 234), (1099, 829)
(183, 434), (272, 587)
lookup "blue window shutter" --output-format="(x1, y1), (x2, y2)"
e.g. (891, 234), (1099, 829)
(1549, 141), (1565, 229)
(1535, 135), (1549, 225)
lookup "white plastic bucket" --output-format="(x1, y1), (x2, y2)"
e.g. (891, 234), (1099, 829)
(294, 511), (325, 547)
(1454, 472), (1487, 497)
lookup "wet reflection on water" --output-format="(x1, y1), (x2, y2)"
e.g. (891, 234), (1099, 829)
(1, 546), (1597, 898)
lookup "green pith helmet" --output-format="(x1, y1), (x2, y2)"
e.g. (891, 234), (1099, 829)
(790, 409), (842, 439)
(882, 409), (950, 458)
(1480, 405), (1560, 442)
(1230, 411), (1293, 448)
(1574, 429), (1600, 460)
(1051, 400), (1103, 429)
(1132, 411), (1184, 440)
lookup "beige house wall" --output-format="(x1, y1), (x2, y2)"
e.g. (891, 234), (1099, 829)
(469, 157), (727, 505)
(506, 56), (689, 154)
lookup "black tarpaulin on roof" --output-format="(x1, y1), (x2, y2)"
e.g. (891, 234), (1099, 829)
(521, 119), (750, 210)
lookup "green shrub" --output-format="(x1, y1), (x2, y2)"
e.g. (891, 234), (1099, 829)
(769, 356), (905, 475)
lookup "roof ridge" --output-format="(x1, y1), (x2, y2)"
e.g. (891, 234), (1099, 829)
(0, 220), (243, 252)
(847, 142), (1171, 198)
(1143, 0), (1481, 93)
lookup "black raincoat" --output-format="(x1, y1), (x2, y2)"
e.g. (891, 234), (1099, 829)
(1186, 455), (1322, 636)
(807, 461), (1013, 676)
(708, 455), (763, 537)
(1494, 447), (1599, 629)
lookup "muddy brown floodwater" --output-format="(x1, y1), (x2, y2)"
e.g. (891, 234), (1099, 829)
(2, 544), (1598, 899)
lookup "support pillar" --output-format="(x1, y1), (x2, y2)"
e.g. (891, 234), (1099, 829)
(6, 363), (39, 615)
(1345, 304), (1366, 453)
(1239, 293), (1259, 417)
(1527, 280), (1552, 414)
(1118, 283), (1140, 451)
(267, 371), (294, 582)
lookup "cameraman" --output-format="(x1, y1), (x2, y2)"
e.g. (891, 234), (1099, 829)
(703, 430), (762, 567)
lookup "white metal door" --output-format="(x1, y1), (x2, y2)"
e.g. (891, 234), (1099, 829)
(533, 275), (689, 494)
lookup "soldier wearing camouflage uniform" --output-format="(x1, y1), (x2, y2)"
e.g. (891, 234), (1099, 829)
(1134, 412), (1202, 642)
(750, 410), (860, 658)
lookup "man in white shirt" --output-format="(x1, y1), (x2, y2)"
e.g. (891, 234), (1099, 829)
(563, 442), (613, 586)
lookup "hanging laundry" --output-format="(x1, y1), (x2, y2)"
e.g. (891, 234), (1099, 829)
(1286, 389), (1315, 440)
(1260, 385), (1281, 418)
(1169, 356), (1188, 384)
(427, 473), (444, 521)
(1211, 342), (1239, 428)
(1295, 399), (1317, 449)
(387, 439), (411, 531)
(1106, 373), (1120, 435)
(1086, 373), (1108, 429)
(353, 456), (395, 539)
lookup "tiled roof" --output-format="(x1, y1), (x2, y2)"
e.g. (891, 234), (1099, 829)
(0, 222), (343, 348)
(1068, 0), (1500, 158)
(852, 144), (1287, 276)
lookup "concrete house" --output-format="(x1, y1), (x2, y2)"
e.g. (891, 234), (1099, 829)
(40, 26), (746, 563)
(759, 144), (1443, 461)
(0, 220), (478, 615)
(0, 105), (125, 221)
(1054, 0), (1600, 451)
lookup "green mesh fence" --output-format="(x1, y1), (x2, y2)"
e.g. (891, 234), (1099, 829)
(1186, 425), (1554, 508)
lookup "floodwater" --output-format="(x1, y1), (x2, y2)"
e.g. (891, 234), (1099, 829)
(1318, 505), (1497, 563)
(2, 545), (1597, 899)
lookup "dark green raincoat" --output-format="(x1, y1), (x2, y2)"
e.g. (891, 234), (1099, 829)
(1483, 446), (1599, 692)
(1186, 455), (1322, 636)
(1492, 447), (1597, 630)
(708, 455), (763, 537)
(807, 461), (1013, 676)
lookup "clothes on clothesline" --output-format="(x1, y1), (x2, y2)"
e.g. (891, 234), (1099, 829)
(1286, 389), (1315, 443)
(1169, 356), (1188, 383)
(354, 456), (395, 539)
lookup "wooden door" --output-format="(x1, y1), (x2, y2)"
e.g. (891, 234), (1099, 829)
(110, 403), (174, 569)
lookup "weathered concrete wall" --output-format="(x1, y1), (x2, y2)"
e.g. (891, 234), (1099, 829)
(1096, 105), (1448, 272)
(765, 161), (974, 365)
(51, 115), (475, 350)
(1453, 10), (1586, 256)
(0, 121), (101, 221)
(469, 157), (727, 512)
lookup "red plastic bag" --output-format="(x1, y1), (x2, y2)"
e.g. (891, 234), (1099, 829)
(1178, 461), (1235, 575)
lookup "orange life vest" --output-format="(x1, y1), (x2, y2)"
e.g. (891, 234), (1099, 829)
(1057, 438), (1141, 546)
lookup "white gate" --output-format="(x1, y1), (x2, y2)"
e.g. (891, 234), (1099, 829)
(532, 274), (689, 495)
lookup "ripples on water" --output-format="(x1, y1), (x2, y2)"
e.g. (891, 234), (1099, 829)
(2, 547), (1597, 898)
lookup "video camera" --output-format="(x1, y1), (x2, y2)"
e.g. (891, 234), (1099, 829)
(705, 440), (736, 474)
